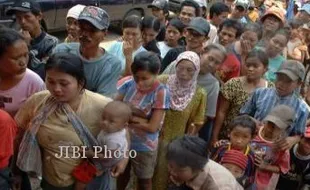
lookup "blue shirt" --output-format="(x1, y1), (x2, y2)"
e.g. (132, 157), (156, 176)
(240, 88), (309, 135)
(107, 41), (147, 72)
(53, 43), (122, 97)
(265, 55), (286, 82)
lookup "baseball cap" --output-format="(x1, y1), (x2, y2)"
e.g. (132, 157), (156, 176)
(234, 0), (250, 10)
(78, 6), (110, 30)
(148, 0), (169, 13)
(67, 4), (86, 19)
(221, 150), (248, 170)
(304, 127), (310, 138)
(261, 6), (286, 25)
(275, 60), (306, 81)
(264, 105), (295, 130)
(6, 0), (41, 15)
(187, 17), (210, 36)
(168, 18), (186, 33)
(298, 3), (310, 15)
(193, 0), (207, 8)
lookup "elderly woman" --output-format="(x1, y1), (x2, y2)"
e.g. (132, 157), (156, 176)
(65, 4), (86, 43)
(153, 51), (206, 190)
(13, 53), (128, 190)
(0, 27), (45, 116)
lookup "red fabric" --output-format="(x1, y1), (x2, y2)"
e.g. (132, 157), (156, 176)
(72, 160), (97, 184)
(0, 109), (17, 169)
(220, 150), (248, 170)
(305, 127), (310, 138)
(217, 54), (241, 83)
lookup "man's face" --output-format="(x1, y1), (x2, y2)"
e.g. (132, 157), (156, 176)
(78, 20), (106, 49)
(275, 73), (300, 97)
(15, 11), (42, 32)
(151, 7), (166, 21)
(218, 26), (237, 47)
(212, 12), (229, 27)
(179, 6), (196, 25)
(184, 29), (207, 50)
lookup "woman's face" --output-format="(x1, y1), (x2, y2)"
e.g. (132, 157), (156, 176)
(200, 49), (226, 75)
(133, 70), (156, 92)
(0, 39), (29, 76)
(244, 57), (267, 81)
(267, 34), (287, 57)
(123, 27), (142, 45)
(176, 60), (196, 83)
(263, 16), (281, 33)
(66, 17), (80, 40)
(165, 25), (182, 47)
(46, 69), (83, 102)
(240, 31), (259, 51)
(142, 28), (158, 45)
(168, 160), (198, 183)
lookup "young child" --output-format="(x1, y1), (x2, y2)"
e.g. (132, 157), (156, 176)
(72, 101), (132, 190)
(276, 127), (310, 190)
(211, 115), (256, 188)
(287, 19), (307, 62)
(251, 105), (293, 190)
(220, 150), (249, 188)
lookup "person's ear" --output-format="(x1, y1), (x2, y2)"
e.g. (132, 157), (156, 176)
(36, 12), (43, 21)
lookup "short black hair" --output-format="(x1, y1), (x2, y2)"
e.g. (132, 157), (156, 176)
(228, 115), (256, 137)
(0, 27), (24, 58)
(180, 0), (200, 17)
(131, 51), (161, 75)
(218, 19), (243, 39)
(246, 49), (269, 68)
(209, 2), (230, 19)
(167, 135), (209, 170)
(244, 23), (263, 40)
(122, 15), (142, 30)
(271, 29), (290, 43)
(46, 52), (86, 89)
(142, 16), (161, 33)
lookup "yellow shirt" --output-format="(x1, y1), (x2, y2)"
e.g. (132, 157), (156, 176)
(15, 90), (112, 187)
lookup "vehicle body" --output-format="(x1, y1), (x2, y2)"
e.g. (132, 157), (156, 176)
(0, 0), (152, 32)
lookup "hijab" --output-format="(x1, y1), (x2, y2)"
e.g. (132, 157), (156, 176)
(167, 51), (200, 111)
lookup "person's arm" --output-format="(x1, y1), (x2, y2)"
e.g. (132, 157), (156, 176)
(255, 153), (281, 173)
(123, 41), (134, 76)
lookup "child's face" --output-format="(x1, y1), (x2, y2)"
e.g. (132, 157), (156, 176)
(100, 107), (127, 133)
(229, 126), (253, 150)
(168, 161), (199, 183)
(142, 28), (158, 45)
(133, 70), (157, 92)
(165, 25), (182, 47)
(298, 138), (310, 156)
(263, 122), (285, 141)
(267, 34), (288, 57)
(222, 163), (244, 178)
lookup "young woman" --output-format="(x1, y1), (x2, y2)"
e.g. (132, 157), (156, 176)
(0, 27), (45, 116)
(212, 49), (273, 144)
(116, 51), (170, 190)
(153, 51), (206, 190)
(228, 23), (263, 75)
(141, 16), (161, 56)
(264, 29), (289, 82)
(108, 15), (146, 76)
(13, 53), (128, 190)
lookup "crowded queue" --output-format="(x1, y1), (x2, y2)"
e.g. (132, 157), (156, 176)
(1, 0), (310, 189)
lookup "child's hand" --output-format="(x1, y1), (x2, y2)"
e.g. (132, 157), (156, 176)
(254, 153), (266, 170)
(169, 175), (183, 186)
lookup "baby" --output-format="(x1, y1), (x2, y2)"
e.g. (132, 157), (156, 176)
(73, 101), (132, 190)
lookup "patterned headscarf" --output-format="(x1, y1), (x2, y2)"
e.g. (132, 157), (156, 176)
(167, 51), (200, 111)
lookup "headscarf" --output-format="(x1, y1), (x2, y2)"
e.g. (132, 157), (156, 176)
(167, 51), (200, 111)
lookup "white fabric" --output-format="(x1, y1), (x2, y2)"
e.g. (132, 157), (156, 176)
(67, 4), (86, 19)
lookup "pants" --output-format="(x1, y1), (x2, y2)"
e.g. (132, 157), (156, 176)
(199, 119), (214, 144)
(0, 167), (11, 190)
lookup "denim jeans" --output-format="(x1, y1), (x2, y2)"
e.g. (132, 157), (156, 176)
(199, 119), (214, 144)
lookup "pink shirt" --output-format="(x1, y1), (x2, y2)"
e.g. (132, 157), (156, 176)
(0, 69), (45, 116)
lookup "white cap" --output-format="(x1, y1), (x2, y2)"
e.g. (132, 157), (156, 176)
(67, 4), (86, 19)
(193, 0), (207, 8)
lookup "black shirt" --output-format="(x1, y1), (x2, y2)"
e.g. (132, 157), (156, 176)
(160, 46), (186, 73)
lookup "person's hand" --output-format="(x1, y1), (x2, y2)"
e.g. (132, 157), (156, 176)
(240, 40), (252, 55)
(274, 136), (300, 151)
(20, 30), (32, 45)
(254, 153), (266, 170)
(209, 136), (219, 148)
(123, 41), (134, 57)
(111, 157), (129, 178)
(12, 175), (22, 190)
(186, 123), (197, 136)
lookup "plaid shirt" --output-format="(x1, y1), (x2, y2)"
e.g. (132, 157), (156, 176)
(240, 88), (309, 135)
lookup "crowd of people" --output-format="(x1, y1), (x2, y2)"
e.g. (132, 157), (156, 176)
(1, 0), (310, 189)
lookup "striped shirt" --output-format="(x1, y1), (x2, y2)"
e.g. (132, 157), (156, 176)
(117, 76), (170, 151)
(240, 88), (309, 135)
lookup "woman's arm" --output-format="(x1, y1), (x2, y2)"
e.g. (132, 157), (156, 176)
(211, 95), (230, 145)
(129, 109), (165, 133)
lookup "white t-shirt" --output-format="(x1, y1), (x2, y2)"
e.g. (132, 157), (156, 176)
(97, 128), (127, 168)
(158, 41), (173, 59)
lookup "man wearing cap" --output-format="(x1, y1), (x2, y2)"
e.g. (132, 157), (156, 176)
(7, 0), (59, 80)
(229, 0), (250, 24)
(53, 6), (122, 98)
(241, 60), (309, 151)
(178, 0), (201, 25)
(148, 0), (169, 41)
(295, 3), (310, 23)
(161, 17), (210, 72)
(65, 4), (86, 43)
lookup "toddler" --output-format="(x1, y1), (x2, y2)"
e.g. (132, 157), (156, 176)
(72, 101), (132, 190)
